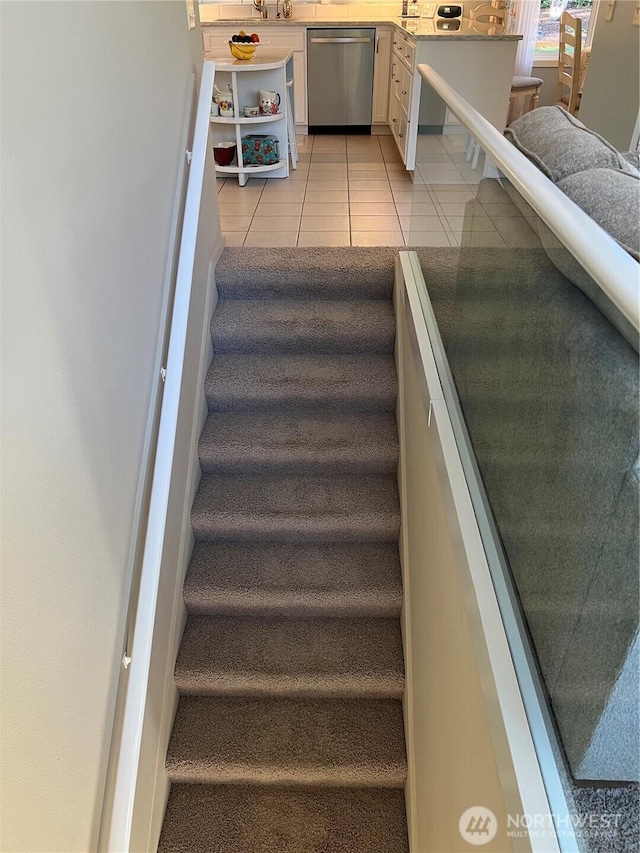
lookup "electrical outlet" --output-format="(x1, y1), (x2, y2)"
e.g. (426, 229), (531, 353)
(606, 0), (616, 22)
(633, 1), (640, 26)
(422, 3), (437, 18)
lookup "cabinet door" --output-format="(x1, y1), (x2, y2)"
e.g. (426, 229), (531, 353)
(372, 28), (392, 125)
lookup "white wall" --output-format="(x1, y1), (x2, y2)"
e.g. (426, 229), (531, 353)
(0, 3), (203, 851)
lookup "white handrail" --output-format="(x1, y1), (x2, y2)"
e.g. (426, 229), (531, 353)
(107, 59), (215, 852)
(417, 62), (640, 333)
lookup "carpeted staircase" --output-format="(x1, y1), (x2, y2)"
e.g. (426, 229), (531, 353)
(159, 248), (409, 853)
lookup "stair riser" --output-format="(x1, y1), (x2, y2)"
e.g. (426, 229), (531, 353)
(199, 455), (398, 476)
(174, 676), (404, 700)
(166, 767), (407, 788)
(206, 394), (397, 414)
(212, 332), (395, 356)
(192, 519), (400, 544)
(184, 596), (402, 619)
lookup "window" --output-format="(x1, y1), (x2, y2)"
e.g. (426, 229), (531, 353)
(535, 0), (595, 59)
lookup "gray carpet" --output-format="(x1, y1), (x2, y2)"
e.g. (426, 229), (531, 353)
(160, 245), (638, 852)
(160, 248), (407, 852)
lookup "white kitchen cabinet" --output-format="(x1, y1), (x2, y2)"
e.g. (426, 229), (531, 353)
(204, 28), (307, 127)
(372, 28), (392, 125)
(389, 30), (416, 165)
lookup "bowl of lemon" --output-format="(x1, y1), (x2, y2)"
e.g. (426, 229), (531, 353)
(229, 31), (260, 60)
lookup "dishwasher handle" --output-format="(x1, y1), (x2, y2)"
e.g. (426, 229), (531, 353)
(309, 36), (372, 43)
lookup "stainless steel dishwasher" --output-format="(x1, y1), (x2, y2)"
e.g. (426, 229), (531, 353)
(307, 28), (375, 134)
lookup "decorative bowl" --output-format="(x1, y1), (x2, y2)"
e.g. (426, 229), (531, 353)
(229, 40), (257, 61)
(213, 142), (237, 166)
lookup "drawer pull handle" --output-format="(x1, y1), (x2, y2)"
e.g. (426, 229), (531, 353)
(402, 90), (407, 95)
(392, 118), (397, 123)
(399, 133), (404, 138)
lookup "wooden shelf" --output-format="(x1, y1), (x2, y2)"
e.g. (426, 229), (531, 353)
(210, 112), (286, 125)
(215, 160), (286, 175)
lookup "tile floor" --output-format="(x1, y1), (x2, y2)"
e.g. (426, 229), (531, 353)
(216, 132), (541, 249)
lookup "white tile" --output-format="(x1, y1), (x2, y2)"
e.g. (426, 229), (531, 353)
(297, 231), (351, 247)
(308, 163), (348, 172)
(261, 186), (306, 201)
(287, 168), (310, 181)
(349, 202), (398, 216)
(394, 201), (438, 217)
(399, 215), (445, 232)
(348, 189), (394, 202)
(219, 200), (260, 215)
(220, 214), (254, 231)
(459, 230), (507, 248)
(300, 215), (350, 232)
(251, 214), (301, 232)
(256, 202), (303, 217)
(311, 154), (347, 163)
(218, 187), (263, 200)
(244, 231), (298, 247)
(351, 230), (404, 246)
(481, 202), (524, 219)
(304, 189), (349, 203)
(351, 214), (401, 232)
(403, 231), (452, 247)
(348, 161), (385, 170)
(445, 215), (495, 232)
(416, 152), (455, 164)
(432, 190), (477, 204)
(306, 179), (348, 189)
(437, 201), (485, 217)
(303, 202), (349, 216)
(348, 177), (391, 188)
(224, 232), (247, 247)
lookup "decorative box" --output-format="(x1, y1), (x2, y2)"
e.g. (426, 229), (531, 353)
(241, 135), (280, 166)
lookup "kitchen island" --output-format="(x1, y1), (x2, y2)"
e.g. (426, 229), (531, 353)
(201, 4), (521, 170)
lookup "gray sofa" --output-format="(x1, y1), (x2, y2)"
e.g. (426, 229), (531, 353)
(505, 106), (640, 352)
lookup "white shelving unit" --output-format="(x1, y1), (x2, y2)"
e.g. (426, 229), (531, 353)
(210, 51), (293, 186)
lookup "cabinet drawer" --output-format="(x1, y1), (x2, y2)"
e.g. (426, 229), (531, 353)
(391, 60), (412, 117)
(257, 29), (305, 51)
(203, 27), (305, 54)
(400, 37), (415, 70)
(397, 61), (412, 116)
(389, 96), (408, 161)
(392, 31), (415, 69)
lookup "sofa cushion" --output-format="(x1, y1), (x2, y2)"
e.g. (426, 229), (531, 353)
(504, 106), (638, 182)
(622, 150), (640, 171)
(557, 167), (640, 260)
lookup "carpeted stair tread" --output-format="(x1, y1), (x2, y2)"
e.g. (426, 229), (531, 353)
(211, 299), (395, 354)
(205, 354), (397, 412)
(174, 615), (404, 698)
(215, 247), (398, 301)
(158, 785), (409, 853)
(198, 411), (398, 474)
(192, 474), (400, 542)
(183, 541), (403, 617)
(166, 696), (407, 786)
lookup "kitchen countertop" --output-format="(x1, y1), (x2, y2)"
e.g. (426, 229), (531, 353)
(206, 48), (294, 68)
(200, 6), (522, 40)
